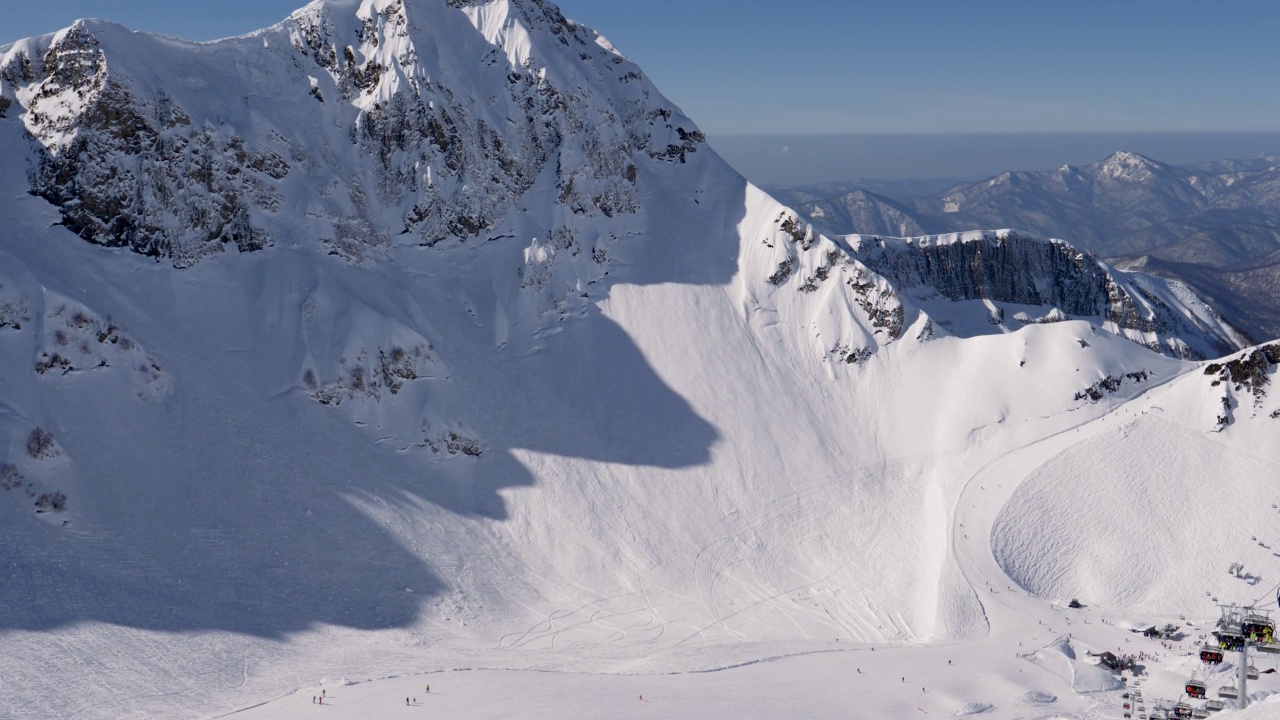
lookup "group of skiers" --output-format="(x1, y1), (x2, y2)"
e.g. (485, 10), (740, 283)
(309, 684), (432, 707)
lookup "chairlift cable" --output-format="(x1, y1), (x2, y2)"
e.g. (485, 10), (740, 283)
(1250, 580), (1280, 608)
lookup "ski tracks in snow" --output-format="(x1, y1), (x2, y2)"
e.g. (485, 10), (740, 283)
(494, 589), (667, 651)
(678, 467), (908, 647)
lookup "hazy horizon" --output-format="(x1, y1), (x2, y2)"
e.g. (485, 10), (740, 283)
(710, 131), (1280, 186)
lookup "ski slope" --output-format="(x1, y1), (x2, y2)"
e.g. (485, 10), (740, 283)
(219, 354), (1280, 719)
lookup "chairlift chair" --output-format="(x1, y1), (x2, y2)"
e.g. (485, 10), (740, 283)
(1215, 631), (1245, 651)
(1205, 699), (1225, 712)
(1200, 645), (1225, 664)
(1185, 680), (1207, 699)
(1217, 683), (1238, 699)
(1241, 615), (1274, 643)
(1247, 665), (1259, 680)
(1172, 703), (1194, 719)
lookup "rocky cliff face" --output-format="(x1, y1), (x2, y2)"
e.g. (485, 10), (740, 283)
(854, 232), (1109, 314)
(0, 0), (703, 267)
(5, 24), (279, 265)
(1204, 343), (1280, 428)
(849, 230), (1247, 359)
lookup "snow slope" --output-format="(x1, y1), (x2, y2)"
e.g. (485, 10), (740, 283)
(0, 1), (1276, 719)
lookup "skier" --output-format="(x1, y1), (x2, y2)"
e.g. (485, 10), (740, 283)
(407, 697), (410, 706)
(426, 684), (430, 693)
(312, 696), (316, 704)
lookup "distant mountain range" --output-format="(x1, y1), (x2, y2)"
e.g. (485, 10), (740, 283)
(770, 151), (1280, 341)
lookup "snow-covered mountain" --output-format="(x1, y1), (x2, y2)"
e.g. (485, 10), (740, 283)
(2, 0), (707, 271)
(773, 151), (1280, 341)
(791, 187), (936, 238)
(0, 2), (1276, 719)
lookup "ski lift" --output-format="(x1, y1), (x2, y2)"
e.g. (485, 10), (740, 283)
(1247, 664), (1259, 680)
(1217, 683), (1238, 699)
(1205, 699), (1225, 712)
(1185, 679), (1207, 699)
(1256, 641), (1280, 655)
(1172, 703), (1194, 719)
(1214, 630), (1244, 651)
(1241, 614), (1274, 643)
(1200, 645), (1225, 664)
(1192, 707), (1209, 719)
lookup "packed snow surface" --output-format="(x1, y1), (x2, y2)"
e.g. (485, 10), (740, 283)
(0, 1), (1277, 719)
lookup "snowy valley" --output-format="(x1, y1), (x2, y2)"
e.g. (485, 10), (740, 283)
(2, 1), (1280, 719)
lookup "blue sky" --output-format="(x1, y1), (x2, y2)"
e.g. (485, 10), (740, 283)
(5, 0), (1279, 137)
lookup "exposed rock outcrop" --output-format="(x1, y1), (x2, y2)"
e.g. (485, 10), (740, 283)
(849, 231), (1246, 359)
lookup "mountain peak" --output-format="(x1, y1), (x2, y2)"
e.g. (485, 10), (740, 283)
(0, 0), (705, 267)
(1093, 150), (1165, 181)
(1101, 149), (1155, 164)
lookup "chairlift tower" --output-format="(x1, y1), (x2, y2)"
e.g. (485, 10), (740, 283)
(1216, 603), (1276, 711)
(1238, 636), (1248, 711)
